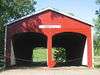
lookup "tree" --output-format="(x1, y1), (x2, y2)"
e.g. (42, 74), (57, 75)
(0, 0), (36, 21)
(94, 0), (100, 55)
(94, 17), (100, 55)
(0, 0), (36, 67)
(96, 0), (100, 4)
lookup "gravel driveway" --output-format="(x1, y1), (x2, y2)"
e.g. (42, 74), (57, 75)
(0, 67), (100, 75)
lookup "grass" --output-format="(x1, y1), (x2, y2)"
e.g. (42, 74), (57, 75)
(94, 65), (100, 68)
(32, 47), (47, 62)
(94, 56), (100, 68)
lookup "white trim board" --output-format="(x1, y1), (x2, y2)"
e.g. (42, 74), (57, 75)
(82, 39), (87, 65)
(39, 25), (61, 28)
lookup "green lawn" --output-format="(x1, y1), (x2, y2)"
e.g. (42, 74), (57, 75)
(32, 47), (66, 63)
(32, 47), (47, 62)
(94, 56), (100, 68)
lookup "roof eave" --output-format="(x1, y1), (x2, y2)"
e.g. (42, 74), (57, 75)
(4, 7), (94, 27)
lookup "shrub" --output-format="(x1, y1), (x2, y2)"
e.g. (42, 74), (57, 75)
(53, 47), (67, 63)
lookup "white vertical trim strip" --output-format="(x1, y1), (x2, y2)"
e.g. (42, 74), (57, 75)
(4, 25), (7, 67)
(10, 40), (16, 65)
(91, 27), (94, 68)
(82, 39), (88, 65)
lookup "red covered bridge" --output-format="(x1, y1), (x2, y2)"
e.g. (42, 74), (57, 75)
(4, 8), (93, 68)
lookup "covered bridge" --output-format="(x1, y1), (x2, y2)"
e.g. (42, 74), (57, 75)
(4, 8), (93, 68)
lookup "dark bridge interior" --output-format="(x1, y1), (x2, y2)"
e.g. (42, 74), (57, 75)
(12, 32), (47, 66)
(52, 32), (86, 66)
(12, 32), (86, 67)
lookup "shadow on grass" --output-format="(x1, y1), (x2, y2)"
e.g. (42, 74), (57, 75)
(94, 65), (100, 68)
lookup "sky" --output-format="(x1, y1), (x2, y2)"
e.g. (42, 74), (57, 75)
(35, 0), (98, 25)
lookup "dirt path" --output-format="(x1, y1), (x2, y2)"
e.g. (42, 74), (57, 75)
(0, 67), (100, 75)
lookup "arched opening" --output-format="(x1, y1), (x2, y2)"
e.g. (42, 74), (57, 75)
(12, 32), (47, 67)
(52, 32), (86, 66)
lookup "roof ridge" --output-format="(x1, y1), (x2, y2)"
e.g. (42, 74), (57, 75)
(4, 7), (93, 26)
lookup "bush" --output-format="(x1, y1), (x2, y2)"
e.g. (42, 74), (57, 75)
(53, 47), (67, 63)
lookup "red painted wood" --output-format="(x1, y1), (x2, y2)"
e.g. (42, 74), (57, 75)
(87, 30), (93, 69)
(6, 10), (93, 68)
(47, 35), (53, 68)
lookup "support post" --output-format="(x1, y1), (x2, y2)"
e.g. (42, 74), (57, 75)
(47, 35), (55, 68)
(87, 32), (93, 69)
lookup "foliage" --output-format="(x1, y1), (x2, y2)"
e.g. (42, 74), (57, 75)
(0, 0), (36, 67)
(53, 47), (67, 63)
(96, 0), (100, 4)
(32, 47), (68, 64)
(94, 56), (100, 68)
(94, 17), (100, 55)
(94, 0), (100, 56)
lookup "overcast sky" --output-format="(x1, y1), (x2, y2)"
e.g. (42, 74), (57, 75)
(35, 0), (98, 25)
